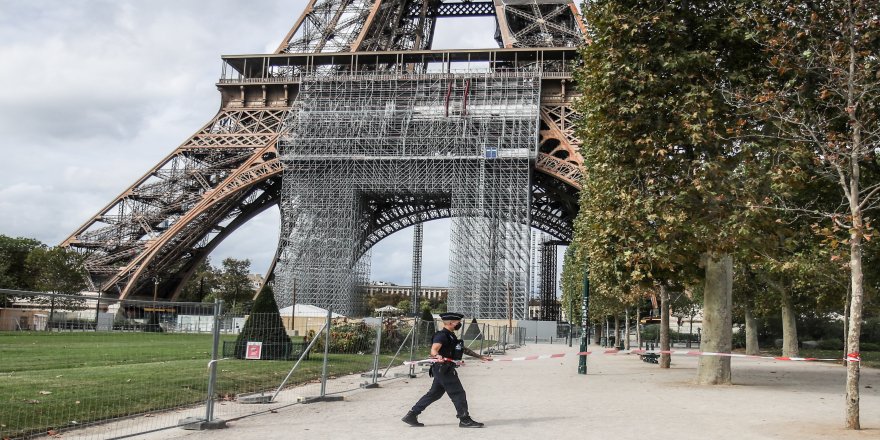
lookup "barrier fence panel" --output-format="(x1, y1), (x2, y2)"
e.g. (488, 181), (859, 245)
(320, 317), (388, 395)
(208, 312), (327, 421)
(482, 325), (511, 355)
(0, 290), (530, 440)
(0, 290), (217, 440)
(377, 319), (436, 382)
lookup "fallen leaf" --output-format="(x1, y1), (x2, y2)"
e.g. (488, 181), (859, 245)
(47, 430), (57, 436)
(74, 401), (80, 405)
(26, 399), (40, 404)
(39, 391), (52, 395)
(144, 414), (154, 418)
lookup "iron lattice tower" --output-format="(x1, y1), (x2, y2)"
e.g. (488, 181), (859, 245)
(61, 0), (586, 319)
(538, 235), (562, 321)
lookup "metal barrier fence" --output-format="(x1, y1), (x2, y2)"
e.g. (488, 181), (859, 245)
(528, 324), (583, 345)
(0, 289), (528, 439)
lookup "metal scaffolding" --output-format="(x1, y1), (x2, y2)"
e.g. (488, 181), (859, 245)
(277, 71), (539, 318)
(61, 0), (586, 303)
(411, 222), (423, 315)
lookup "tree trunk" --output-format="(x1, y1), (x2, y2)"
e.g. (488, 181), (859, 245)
(613, 313), (620, 349)
(845, 224), (864, 429)
(780, 289), (799, 357)
(744, 305), (759, 356)
(842, 285), (850, 366)
(659, 285), (671, 368)
(696, 254), (732, 385)
(636, 307), (641, 348)
(593, 323), (601, 345)
(624, 308), (631, 350)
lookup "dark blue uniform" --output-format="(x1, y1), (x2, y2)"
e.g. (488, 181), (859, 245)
(410, 328), (469, 418)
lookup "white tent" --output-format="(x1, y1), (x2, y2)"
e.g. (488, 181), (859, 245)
(375, 305), (401, 313)
(278, 304), (344, 318)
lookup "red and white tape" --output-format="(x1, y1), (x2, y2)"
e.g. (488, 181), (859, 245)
(403, 350), (861, 366)
(403, 358), (466, 366)
(606, 348), (859, 363)
(489, 349), (861, 363)
(490, 353), (567, 362)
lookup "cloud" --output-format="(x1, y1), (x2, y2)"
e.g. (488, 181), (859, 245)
(0, 0), (297, 245)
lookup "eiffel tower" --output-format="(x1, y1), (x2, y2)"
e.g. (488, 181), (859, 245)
(61, 0), (585, 318)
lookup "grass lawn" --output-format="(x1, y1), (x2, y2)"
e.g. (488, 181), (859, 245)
(0, 331), (426, 438)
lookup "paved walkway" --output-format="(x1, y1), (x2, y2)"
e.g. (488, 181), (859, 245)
(137, 343), (878, 440)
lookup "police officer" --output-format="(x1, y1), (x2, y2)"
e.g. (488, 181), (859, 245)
(402, 312), (490, 428)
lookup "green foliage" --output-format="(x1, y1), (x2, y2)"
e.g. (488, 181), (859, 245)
(738, 1), (880, 379)
(817, 339), (844, 351)
(573, 0), (769, 316)
(24, 246), (86, 294)
(310, 322), (375, 353)
(24, 246), (88, 321)
(177, 258), (217, 303)
(560, 242), (586, 324)
(213, 258), (255, 314)
(233, 285), (293, 360)
(420, 307), (434, 322)
(0, 235), (43, 290)
(861, 342), (880, 353)
(367, 291), (408, 313)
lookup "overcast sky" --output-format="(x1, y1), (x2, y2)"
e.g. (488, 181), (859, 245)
(0, 0), (564, 289)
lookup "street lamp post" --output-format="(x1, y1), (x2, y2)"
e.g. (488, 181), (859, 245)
(568, 295), (574, 347)
(151, 276), (159, 332)
(578, 268), (589, 375)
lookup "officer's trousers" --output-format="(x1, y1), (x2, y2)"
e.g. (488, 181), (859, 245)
(411, 363), (469, 418)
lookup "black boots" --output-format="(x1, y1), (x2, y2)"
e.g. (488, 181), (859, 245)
(459, 415), (484, 428)
(403, 412), (484, 428)
(402, 411), (424, 427)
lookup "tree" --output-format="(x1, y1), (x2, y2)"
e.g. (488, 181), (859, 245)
(368, 291), (409, 312)
(737, 0), (880, 427)
(214, 258), (254, 314)
(575, 0), (768, 382)
(420, 307), (434, 322)
(560, 242), (585, 325)
(419, 307), (436, 343)
(0, 235), (43, 306)
(178, 258), (217, 302)
(234, 284), (294, 360)
(25, 246), (87, 323)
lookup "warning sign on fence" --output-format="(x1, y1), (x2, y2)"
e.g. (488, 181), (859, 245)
(246, 341), (262, 360)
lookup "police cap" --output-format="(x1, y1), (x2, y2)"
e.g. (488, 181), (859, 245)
(439, 312), (464, 321)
